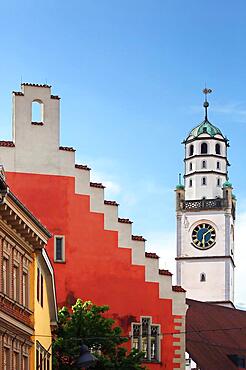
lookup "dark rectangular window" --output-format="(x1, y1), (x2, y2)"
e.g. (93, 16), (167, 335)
(41, 273), (43, 307)
(55, 237), (63, 261)
(36, 349), (39, 370)
(37, 268), (40, 302)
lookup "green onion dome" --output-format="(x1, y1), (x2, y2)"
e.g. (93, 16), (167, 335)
(187, 119), (224, 139)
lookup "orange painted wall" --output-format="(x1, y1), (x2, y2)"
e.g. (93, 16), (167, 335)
(6, 171), (181, 369)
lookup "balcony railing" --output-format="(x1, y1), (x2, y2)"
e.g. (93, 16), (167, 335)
(182, 198), (224, 211)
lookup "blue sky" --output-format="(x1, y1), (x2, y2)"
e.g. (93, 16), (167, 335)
(0, 0), (246, 304)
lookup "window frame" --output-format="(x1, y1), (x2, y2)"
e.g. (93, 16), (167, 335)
(54, 235), (65, 263)
(131, 317), (161, 363)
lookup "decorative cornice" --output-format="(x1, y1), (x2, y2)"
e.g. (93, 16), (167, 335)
(176, 255), (235, 267)
(21, 83), (51, 88)
(184, 170), (227, 178)
(183, 136), (228, 145)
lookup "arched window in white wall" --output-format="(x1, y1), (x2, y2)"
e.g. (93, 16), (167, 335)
(189, 179), (192, 187)
(200, 273), (206, 282)
(201, 143), (208, 154)
(217, 161), (220, 170)
(189, 162), (193, 171)
(32, 100), (44, 124)
(201, 177), (207, 185)
(215, 143), (221, 155)
(189, 145), (194, 156)
(217, 178), (221, 187)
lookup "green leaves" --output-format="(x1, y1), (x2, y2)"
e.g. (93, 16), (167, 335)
(53, 299), (146, 370)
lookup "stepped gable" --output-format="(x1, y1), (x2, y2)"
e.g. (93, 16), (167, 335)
(0, 83), (187, 369)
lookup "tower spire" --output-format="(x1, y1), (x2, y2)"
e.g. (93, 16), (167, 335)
(202, 87), (212, 121)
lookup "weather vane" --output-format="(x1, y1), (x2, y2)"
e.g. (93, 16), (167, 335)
(202, 87), (212, 120)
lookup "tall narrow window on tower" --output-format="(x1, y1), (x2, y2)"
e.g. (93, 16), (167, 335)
(189, 162), (193, 171)
(189, 179), (192, 187)
(202, 160), (207, 169)
(217, 161), (220, 169)
(189, 145), (194, 156)
(215, 143), (221, 155)
(201, 143), (208, 154)
(202, 177), (207, 185)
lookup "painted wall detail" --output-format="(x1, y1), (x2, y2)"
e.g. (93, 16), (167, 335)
(0, 171), (57, 370)
(0, 84), (186, 369)
(176, 92), (236, 307)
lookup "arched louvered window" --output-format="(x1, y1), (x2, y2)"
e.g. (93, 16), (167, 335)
(201, 143), (208, 154)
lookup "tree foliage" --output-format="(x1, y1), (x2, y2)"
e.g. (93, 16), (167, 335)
(53, 299), (146, 369)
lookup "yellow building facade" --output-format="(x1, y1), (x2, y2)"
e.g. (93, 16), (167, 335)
(0, 168), (57, 370)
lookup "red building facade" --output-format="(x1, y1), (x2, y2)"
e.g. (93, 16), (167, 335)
(0, 84), (187, 369)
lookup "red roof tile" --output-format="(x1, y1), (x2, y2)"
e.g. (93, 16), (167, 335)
(13, 91), (24, 96)
(75, 164), (91, 171)
(0, 141), (15, 147)
(59, 146), (75, 152)
(172, 285), (186, 292)
(132, 235), (146, 242)
(21, 83), (51, 88)
(31, 121), (44, 126)
(118, 218), (132, 224)
(90, 182), (105, 189)
(145, 252), (159, 259)
(186, 299), (246, 370)
(50, 95), (60, 100)
(104, 200), (119, 206)
(159, 269), (173, 276)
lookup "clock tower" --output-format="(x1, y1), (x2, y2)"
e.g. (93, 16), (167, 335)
(176, 90), (236, 307)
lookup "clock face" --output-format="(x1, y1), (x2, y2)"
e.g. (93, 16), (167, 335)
(192, 223), (216, 250)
